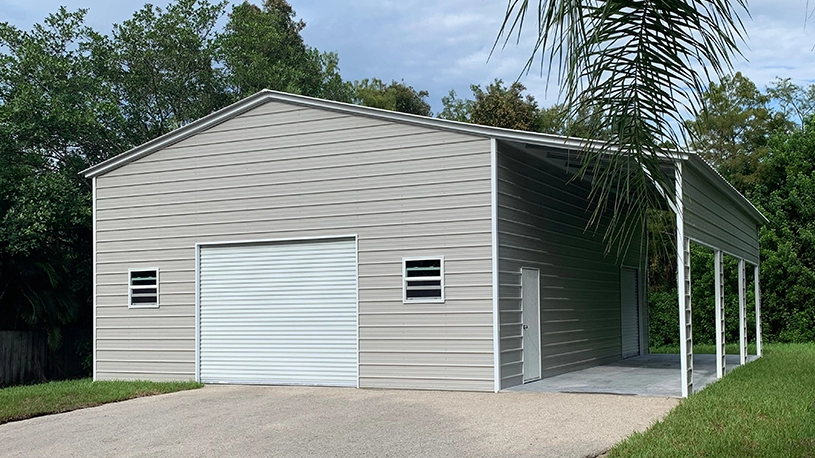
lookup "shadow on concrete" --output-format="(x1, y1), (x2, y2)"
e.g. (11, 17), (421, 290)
(507, 353), (759, 397)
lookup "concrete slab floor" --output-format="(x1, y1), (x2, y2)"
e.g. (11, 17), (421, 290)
(508, 353), (760, 397)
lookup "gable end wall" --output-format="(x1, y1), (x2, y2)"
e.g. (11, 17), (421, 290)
(94, 100), (494, 391)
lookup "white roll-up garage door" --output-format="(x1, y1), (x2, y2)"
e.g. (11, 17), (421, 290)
(198, 238), (358, 386)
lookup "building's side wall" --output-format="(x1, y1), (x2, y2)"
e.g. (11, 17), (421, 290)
(95, 100), (495, 390)
(683, 164), (760, 265)
(496, 143), (643, 388)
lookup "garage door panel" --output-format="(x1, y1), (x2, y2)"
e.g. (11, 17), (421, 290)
(199, 238), (358, 386)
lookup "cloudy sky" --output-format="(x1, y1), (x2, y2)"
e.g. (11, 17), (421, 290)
(3, 0), (815, 113)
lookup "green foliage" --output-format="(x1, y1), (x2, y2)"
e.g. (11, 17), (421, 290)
(110, 0), (231, 144)
(647, 289), (679, 348)
(0, 8), (126, 168)
(0, 0), (364, 352)
(468, 80), (539, 131)
(686, 72), (791, 191)
(438, 80), (542, 130)
(218, 0), (352, 102)
(0, 8), (112, 347)
(752, 123), (815, 342)
(437, 89), (472, 123)
(766, 77), (815, 130)
(439, 81), (599, 136)
(0, 0), (361, 352)
(609, 343), (815, 457)
(651, 74), (815, 345)
(352, 78), (431, 116)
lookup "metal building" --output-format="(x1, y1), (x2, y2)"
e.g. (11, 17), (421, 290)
(84, 90), (766, 396)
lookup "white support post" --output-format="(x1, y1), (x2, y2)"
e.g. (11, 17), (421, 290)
(755, 264), (763, 358)
(739, 259), (747, 365)
(714, 250), (726, 379)
(675, 164), (692, 397)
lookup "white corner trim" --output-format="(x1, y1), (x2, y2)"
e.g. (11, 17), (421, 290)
(355, 236), (360, 389)
(194, 244), (201, 383)
(92, 177), (97, 381)
(491, 137), (501, 393)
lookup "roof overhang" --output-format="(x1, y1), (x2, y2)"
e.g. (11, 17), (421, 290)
(684, 154), (768, 225)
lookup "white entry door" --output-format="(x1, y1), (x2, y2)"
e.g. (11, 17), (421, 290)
(522, 268), (542, 382)
(621, 267), (641, 359)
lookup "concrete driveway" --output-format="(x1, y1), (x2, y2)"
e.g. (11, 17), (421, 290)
(0, 386), (678, 457)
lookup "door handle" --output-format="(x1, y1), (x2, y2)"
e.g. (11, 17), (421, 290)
(523, 324), (529, 329)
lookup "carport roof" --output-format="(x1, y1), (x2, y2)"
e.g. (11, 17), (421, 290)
(81, 89), (766, 225)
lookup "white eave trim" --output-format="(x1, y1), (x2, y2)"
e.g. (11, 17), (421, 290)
(82, 91), (274, 178)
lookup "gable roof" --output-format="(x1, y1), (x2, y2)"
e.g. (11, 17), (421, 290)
(82, 89), (767, 224)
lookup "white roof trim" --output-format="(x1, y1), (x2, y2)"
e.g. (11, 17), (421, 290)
(81, 89), (764, 226)
(82, 89), (679, 178)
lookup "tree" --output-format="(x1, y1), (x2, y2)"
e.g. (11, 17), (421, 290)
(438, 80), (540, 131)
(496, 0), (750, 249)
(352, 79), (431, 116)
(437, 90), (473, 123)
(686, 72), (791, 192)
(468, 80), (540, 131)
(439, 82), (599, 136)
(218, 0), (352, 102)
(751, 123), (815, 342)
(0, 8), (112, 346)
(767, 77), (815, 132)
(110, 0), (231, 145)
(0, 7), (126, 169)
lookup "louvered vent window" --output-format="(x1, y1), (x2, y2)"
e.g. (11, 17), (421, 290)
(129, 268), (159, 308)
(403, 258), (444, 303)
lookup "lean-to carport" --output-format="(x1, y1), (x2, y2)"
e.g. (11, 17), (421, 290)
(672, 154), (767, 397)
(489, 133), (767, 398)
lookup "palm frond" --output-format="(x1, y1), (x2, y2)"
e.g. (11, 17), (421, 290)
(495, 0), (748, 256)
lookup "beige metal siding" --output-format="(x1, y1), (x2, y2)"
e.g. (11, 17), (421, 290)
(95, 100), (494, 390)
(683, 165), (760, 264)
(496, 143), (643, 388)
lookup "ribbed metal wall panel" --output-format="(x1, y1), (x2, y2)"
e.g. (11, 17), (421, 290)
(94, 99), (494, 389)
(683, 164), (760, 264)
(198, 239), (358, 386)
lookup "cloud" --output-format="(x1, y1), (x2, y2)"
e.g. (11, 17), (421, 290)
(6, 0), (814, 113)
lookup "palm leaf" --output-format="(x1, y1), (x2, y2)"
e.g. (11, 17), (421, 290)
(495, 0), (748, 256)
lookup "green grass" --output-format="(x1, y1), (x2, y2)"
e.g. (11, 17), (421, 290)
(0, 378), (202, 425)
(651, 343), (758, 355)
(608, 343), (815, 457)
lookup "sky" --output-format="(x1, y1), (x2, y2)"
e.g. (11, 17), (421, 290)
(2, 0), (815, 114)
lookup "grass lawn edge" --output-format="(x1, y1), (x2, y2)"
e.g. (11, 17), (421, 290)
(0, 378), (203, 425)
